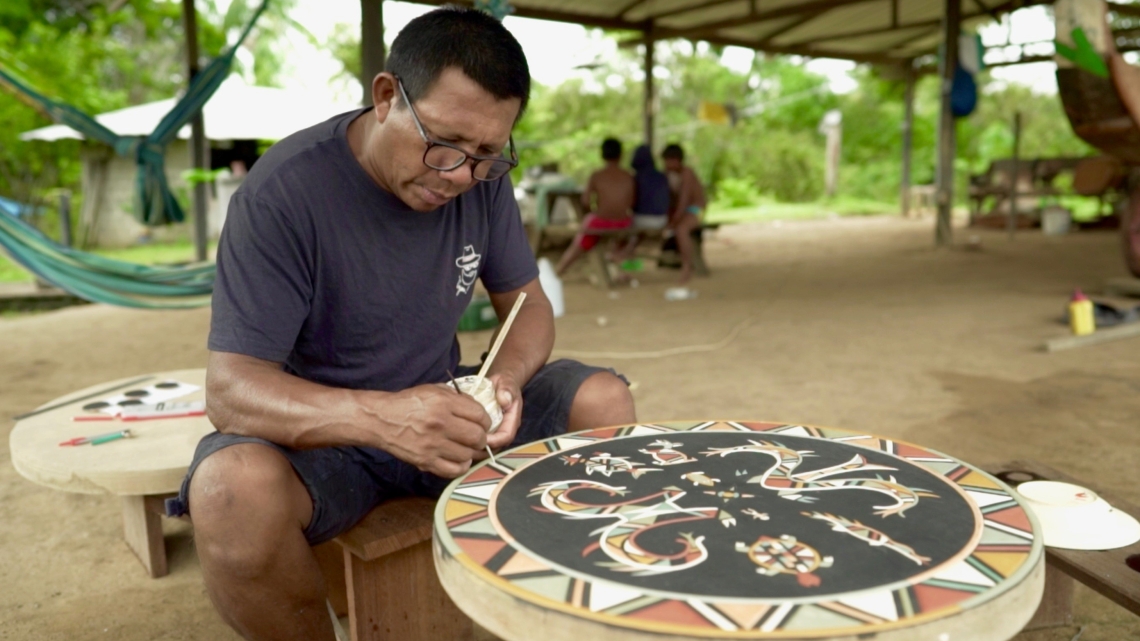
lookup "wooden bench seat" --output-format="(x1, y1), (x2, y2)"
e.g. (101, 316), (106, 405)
(985, 460), (1140, 629)
(317, 497), (472, 641)
(582, 225), (714, 288)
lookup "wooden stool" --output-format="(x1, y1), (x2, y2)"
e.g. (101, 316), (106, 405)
(986, 460), (1140, 629)
(318, 497), (473, 641)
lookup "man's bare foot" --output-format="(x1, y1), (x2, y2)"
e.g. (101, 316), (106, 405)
(678, 268), (692, 284)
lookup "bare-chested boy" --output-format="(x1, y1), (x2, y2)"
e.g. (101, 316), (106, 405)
(662, 143), (706, 283)
(556, 138), (634, 276)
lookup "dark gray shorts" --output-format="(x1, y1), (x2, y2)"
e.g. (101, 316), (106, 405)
(166, 359), (619, 544)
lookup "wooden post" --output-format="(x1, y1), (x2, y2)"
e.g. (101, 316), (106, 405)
(361, 0), (387, 106)
(900, 61), (916, 218)
(935, 0), (961, 246)
(644, 23), (655, 149)
(1008, 111), (1022, 240)
(182, 0), (209, 263)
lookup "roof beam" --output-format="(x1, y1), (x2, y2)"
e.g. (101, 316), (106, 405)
(756, 13), (819, 46)
(405, 0), (644, 30)
(648, 0), (743, 22)
(655, 0), (870, 40)
(618, 0), (653, 20)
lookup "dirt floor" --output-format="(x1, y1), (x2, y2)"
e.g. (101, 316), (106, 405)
(2, 215), (1139, 640)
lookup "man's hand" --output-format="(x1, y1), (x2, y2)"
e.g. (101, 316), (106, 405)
(484, 372), (522, 452)
(367, 385), (491, 478)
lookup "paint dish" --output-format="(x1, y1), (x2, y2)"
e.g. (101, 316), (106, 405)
(1016, 481), (1140, 550)
(452, 375), (503, 434)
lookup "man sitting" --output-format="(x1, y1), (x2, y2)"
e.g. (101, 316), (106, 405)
(662, 143), (707, 283)
(167, 9), (636, 640)
(555, 138), (634, 276)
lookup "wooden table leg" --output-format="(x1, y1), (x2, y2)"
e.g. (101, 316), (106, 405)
(121, 495), (171, 578)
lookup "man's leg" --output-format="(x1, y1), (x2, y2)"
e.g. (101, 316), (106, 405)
(568, 371), (636, 432)
(673, 212), (701, 284)
(189, 444), (334, 641)
(556, 233), (589, 276)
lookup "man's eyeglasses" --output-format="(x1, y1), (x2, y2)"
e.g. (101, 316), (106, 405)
(395, 75), (518, 182)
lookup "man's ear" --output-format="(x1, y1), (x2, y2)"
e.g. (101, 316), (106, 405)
(372, 72), (398, 124)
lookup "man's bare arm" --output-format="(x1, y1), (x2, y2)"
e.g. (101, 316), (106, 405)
(206, 352), (491, 477)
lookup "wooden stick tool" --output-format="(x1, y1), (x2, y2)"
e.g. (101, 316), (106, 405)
(475, 292), (527, 388)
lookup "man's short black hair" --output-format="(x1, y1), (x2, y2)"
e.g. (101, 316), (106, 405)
(662, 143), (684, 161)
(387, 7), (530, 117)
(601, 138), (622, 161)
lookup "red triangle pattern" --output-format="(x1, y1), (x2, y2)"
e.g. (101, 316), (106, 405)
(913, 584), (971, 612)
(739, 421), (784, 431)
(586, 427), (624, 439)
(894, 443), (936, 459)
(463, 466), (506, 484)
(985, 507), (1032, 532)
(455, 537), (508, 566)
(627, 600), (714, 628)
(912, 581), (966, 611)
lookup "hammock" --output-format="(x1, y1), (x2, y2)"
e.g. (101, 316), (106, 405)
(0, 0), (269, 226)
(0, 2), (271, 308)
(0, 209), (213, 308)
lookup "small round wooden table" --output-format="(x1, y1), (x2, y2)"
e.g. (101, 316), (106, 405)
(9, 369), (212, 577)
(434, 420), (1045, 640)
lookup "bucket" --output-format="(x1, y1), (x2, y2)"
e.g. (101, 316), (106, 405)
(1041, 206), (1072, 236)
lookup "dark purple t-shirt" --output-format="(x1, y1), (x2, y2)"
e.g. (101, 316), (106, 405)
(208, 109), (538, 391)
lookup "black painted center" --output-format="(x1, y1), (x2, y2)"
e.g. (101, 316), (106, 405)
(492, 432), (977, 599)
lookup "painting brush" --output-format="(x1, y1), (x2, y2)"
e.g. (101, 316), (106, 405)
(448, 369), (496, 465)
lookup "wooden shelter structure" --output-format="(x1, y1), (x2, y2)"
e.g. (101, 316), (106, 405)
(354, 0), (1061, 245)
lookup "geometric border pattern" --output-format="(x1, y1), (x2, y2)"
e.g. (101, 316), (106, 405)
(435, 421), (1043, 638)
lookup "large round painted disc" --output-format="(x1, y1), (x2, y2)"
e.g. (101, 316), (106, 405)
(434, 421), (1044, 640)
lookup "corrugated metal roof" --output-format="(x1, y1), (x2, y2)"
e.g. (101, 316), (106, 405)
(409, 0), (1044, 64)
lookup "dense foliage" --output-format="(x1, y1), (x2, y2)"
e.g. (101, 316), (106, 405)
(0, 0), (302, 210)
(2, 10), (1096, 230)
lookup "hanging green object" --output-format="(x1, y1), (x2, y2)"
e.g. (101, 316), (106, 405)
(1056, 27), (1110, 78)
(474, 0), (513, 20)
(0, 0), (270, 227)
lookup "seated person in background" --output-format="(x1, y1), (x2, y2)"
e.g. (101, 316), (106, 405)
(555, 138), (634, 276)
(631, 144), (671, 229)
(662, 143), (707, 283)
(612, 144), (671, 262)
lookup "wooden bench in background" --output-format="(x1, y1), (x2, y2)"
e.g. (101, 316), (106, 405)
(583, 225), (714, 289)
(317, 497), (473, 641)
(985, 460), (1140, 630)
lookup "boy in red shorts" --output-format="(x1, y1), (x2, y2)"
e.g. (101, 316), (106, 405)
(555, 138), (634, 276)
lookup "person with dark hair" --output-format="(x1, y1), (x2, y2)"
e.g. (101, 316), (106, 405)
(631, 144), (670, 226)
(169, 8), (636, 640)
(662, 143), (707, 283)
(555, 137), (634, 276)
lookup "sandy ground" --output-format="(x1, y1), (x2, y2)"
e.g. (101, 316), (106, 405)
(2, 215), (1139, 640)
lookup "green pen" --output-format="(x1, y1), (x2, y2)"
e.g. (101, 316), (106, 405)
(89, 429), (132, 445)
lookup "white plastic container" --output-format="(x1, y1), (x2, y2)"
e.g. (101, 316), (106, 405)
(537, 257), (564, 318)
(452, 375), (503, 433)
(1041, 205), (1072, 236)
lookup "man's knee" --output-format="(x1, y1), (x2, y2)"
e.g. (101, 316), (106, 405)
(569, 371), (636, 430)
(188, 444), (311, 574)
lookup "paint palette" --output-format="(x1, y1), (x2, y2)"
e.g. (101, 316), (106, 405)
(80, 380), (200, 416)
(436, 421), (1044, 639)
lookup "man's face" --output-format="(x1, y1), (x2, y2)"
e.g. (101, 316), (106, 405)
(664, 157), (682, 173)
(374, 68), (520, 212)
